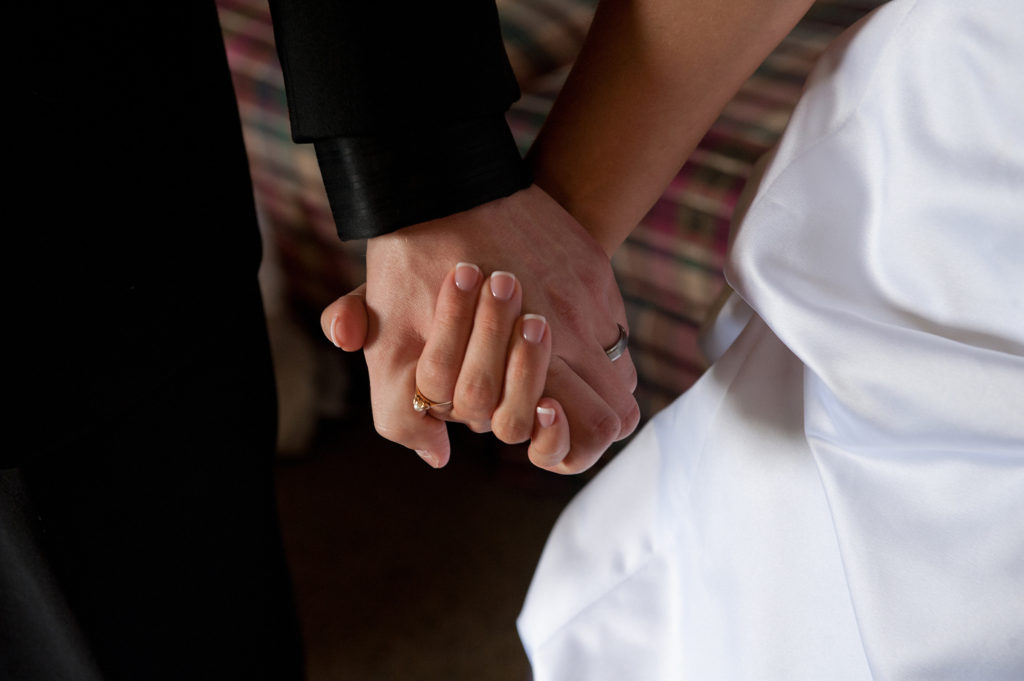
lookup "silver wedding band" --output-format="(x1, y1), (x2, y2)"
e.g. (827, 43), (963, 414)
(604, 324), (629, 362)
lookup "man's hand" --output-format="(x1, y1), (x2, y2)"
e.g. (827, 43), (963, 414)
(322, 184), (638, 473)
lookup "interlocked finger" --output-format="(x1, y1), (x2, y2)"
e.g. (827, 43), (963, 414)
(540, 355), (625, 473)
(451, 271), (523, 431)
(528, 398), (571, 469)
(491, 313), (551, 444)
(414, 262), (484, 419)
(575, 323), (640, 442)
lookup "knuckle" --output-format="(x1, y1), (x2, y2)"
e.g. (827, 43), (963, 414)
(436, 291), (472, 317)
(466, 419), (493, 434)
(492, 413), (532, 445)
(619, 400), (641, 439)
(529, 446), (565, 471)
(548, 290), (588, 333)
(436, 307), (475, 337)
(502, 358), (538, 395)
(545, 355), (573, 385)
(472, 312), (512, 343)
(557, 448), (599, 475)
(584, 411), (620, 450)
(372, 418), (412, 446)
(455, 376), (501, 420)
(544, 459), (578, 475)
(418, 349), (461, 383)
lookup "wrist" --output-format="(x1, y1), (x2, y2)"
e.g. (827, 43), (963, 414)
(528, 171), (621, 259)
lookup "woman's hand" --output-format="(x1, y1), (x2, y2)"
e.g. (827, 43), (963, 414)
(322, 263), (574, 471)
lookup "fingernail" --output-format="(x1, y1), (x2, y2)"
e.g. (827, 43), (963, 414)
(455, 262), (481, 291)
(521, 314), (547, 344)
(490, 271), (516, 301)
(536, 406), (556, 428)
(415, 449), (440, 468)
(328, 317), (342, 348)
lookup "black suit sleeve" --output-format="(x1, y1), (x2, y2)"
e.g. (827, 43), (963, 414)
(268, 1), (532, 240)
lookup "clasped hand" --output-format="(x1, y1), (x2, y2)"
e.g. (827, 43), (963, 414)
(320, 185), (639, 474)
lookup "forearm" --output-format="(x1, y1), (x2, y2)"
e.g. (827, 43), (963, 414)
(528, 0), (815, 256)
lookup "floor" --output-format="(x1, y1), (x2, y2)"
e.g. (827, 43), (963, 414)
(273, 358), (589, 681)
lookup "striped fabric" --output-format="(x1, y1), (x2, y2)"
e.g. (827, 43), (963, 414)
(217, 0), (883, 424)
(496, 0), (598, 90)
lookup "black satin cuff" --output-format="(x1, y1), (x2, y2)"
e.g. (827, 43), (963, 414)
(315, 114), (532, 241)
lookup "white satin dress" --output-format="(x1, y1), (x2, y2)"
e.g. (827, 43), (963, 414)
(517, 1), (1024, 679)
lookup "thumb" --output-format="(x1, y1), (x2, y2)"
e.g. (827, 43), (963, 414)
(320, 282), (369, 352)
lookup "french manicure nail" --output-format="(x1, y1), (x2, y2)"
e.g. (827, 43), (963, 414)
(536, 406), (556, 428)
(415, 449), (439, 468)
(455, 262), (481, 291)
(328, 318), (342, 348)
(522, 314), (547, 344)
(490, 271), (516, 301)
